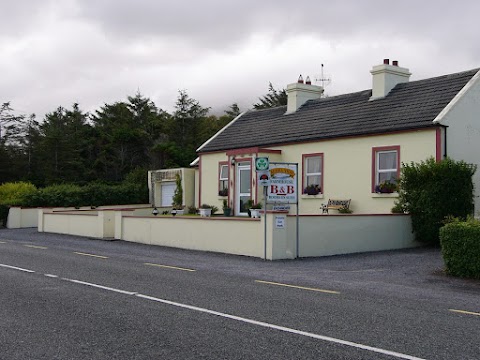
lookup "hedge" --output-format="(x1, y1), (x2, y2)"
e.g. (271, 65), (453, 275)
(19, 183), (148, 208)
(0, 182), (37, 206)
(440, 218), (480, 279)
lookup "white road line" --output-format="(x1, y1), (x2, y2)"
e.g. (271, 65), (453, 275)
(61, 278), (137, 296)
(0, 263), (35, 273)
(44, 274), (58, 278)
(0, 266), (426, 360)
(136, 293), (426, 360)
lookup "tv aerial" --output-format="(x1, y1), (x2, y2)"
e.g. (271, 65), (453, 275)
(314, 64), (332, 92)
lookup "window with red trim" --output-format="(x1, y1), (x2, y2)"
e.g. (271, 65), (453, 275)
(372, 146), (400, 192)
(218, 163), (228, 196)
(302, 154), (323, 194)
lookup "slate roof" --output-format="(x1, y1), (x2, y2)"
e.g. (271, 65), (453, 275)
(199, 68), (479, 153)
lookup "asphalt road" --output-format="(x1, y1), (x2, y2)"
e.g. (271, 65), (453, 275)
(0, 228), (479, 360)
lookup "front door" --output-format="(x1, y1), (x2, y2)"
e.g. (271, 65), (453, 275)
(236, 162), (251, 216)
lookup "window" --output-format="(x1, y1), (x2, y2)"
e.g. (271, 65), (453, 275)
(218, 163), (228, 196)
(302, 154), (323, 194)
(372, 146), (400, 191)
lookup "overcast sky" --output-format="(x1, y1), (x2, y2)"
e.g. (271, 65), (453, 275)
(1, 0), (480, 119)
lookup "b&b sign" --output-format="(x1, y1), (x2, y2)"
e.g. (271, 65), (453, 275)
(267, 164), (297, 204)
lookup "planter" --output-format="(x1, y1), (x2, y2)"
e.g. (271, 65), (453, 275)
(199, 208), (212, 217)
(223, 208), (232, 217)
(250, 209), (261, 218)
(172, 209), (185, 216)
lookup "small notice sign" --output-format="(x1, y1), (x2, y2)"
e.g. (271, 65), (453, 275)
(257, 170), (270, 186)
(275, 216), (286, 229)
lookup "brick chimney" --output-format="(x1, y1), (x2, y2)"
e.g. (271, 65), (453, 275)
(286, 75), (324, 113)
(370, 59), (411, 100)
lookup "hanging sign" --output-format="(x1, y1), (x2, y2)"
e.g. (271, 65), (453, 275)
(257, 170), (270, 186)
(267, 164), (297, 203)
(255, 157), (269, 171)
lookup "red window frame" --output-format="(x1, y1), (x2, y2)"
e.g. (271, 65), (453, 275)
(371, 145), (400, 192)
(218, 161), (229, 195)
(302, 153), (324, 194)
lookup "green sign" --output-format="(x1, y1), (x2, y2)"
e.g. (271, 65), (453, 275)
(255, 157), (269, 171)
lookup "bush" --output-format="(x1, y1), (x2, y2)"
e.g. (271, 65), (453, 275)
(440, 217), (480, 279)
(396, 157), (476, 244)
(20, 183), (148, 208)
(0, 182), (37, 206)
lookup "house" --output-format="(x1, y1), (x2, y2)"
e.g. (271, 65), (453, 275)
(194, 59), (480, 215)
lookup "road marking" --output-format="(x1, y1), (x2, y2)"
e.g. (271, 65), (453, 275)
(0, 263), (35, 273)
(0, 264), (424, 360)
(61, 276), (424, 359)
(0, 241), (6, 244)
(449, 309), (480, 317)
(24, 245), (48, 250)
(136, 294), (423, 360)
(62, 278), (138, 295)
(144, 263), (196, 272)
(73, 252), (108, 259)
(255, 280), (340, 295)
(44, 274), (58, 278)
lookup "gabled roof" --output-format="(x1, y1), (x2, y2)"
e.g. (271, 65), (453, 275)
(199, 68), (479, 153)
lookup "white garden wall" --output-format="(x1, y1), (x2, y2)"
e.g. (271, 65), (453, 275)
(6, 207), (38, 228)
(38, 208), (417, 259)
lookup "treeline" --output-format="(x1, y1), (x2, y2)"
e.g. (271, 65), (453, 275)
(1, 83), (287, 187)
(0, 91), (241, 186)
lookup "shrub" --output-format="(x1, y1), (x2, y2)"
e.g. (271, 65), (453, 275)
(440, 217), (480, 279)
(0, 182), (37, 206)
(187, 206), (198, 215)
(20, 183), (148, 208)
(396, 157), (476, 244)
(172, 174), (183, 208)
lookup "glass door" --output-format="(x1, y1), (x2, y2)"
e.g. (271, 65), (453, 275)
(236, 162), (251, 216)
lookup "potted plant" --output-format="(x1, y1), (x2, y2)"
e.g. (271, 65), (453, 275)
(250, 202), (263, 218)
(375, 180), (398, 194)
(303, 184), (321, 195)
(218, 187), (228, 197)
(199, 204), (213, 217)
(222, 199), (232, 216)
(172, 173), (185, 215)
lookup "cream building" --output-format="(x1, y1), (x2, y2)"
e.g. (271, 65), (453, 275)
(192, 59), (480, 215)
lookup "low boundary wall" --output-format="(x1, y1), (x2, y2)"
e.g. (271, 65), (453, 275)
(287, 214), (417, 258)
(6, 207), (38, 228)
(117, 216), (263, 258)
(37, 208), (417, 260)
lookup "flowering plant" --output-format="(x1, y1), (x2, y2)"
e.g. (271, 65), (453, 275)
(303, 184), (321, 195)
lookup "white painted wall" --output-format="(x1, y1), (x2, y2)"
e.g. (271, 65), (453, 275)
(37, 208), (417, 259)
(119, 216), (264, 257)
(287, 214), (417, 257)
(6, 207), (38, 228)
(436, 70), (480, 215)
(42, 213), (100, 238)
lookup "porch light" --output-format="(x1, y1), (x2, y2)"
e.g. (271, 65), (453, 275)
(231, 156), (236, 165)
(152, 207), (159, 216)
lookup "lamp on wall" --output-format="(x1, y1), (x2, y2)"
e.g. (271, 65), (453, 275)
(231, 156), (236, 165)
(152, 207), (159, 216)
